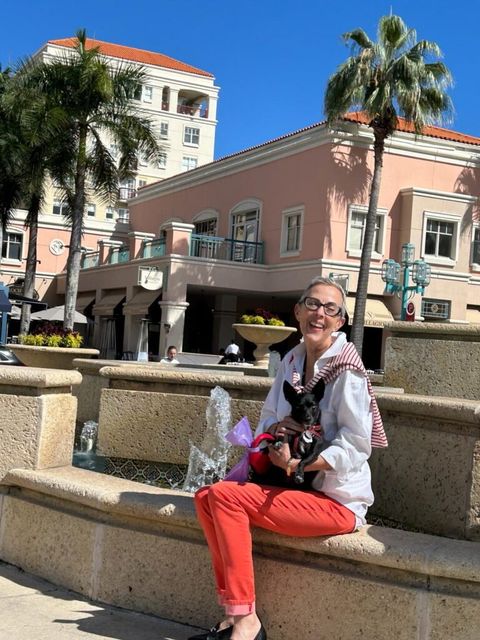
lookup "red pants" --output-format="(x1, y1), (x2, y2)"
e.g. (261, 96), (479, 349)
(194, 481), (356, 615)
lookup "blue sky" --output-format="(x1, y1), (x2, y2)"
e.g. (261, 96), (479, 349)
(0, 0), (476, 159)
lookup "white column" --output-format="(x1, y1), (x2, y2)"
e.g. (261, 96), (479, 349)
(158, 301), (189, 355)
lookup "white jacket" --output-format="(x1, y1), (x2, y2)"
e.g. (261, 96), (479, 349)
(256, 332), (374, 525)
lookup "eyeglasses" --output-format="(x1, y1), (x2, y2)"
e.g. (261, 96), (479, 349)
(301, 296), (342, 317)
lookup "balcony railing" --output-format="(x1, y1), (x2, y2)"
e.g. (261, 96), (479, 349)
(190, 235), (264, 264)
(142, 237), (166, 258)
(119, 187), (137, 200)
(81, 251), (99, 269)
(109, 245), (130, 264)
(177, 104), (209, 118)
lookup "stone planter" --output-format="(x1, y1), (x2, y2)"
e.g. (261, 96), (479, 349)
(9, 344), (99, 370)
(232, 323), (297, 367)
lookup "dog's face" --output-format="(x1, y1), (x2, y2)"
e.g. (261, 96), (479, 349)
(283, 380), (324, 427)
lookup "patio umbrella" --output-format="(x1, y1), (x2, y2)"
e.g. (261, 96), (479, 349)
(30, 305), (88, 324)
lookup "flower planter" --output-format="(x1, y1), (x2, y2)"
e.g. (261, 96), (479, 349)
(9, 344), (99, 370)
(232, 323), (297, 367)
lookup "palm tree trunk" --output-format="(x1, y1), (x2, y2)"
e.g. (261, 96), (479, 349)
(64, 127), (87, 331)
(20, 198), (40, 335)
(350, 129), (386, 356)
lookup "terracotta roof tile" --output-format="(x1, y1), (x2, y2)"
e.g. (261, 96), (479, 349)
(48, 37), (214, 78)
(343, 111), (480, 146)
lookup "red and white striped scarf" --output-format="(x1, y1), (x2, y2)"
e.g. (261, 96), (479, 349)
(291, 342), (388, 448)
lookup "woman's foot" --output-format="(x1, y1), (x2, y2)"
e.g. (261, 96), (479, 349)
(187, 619), (233, 640)
(230, 613), (266, 640)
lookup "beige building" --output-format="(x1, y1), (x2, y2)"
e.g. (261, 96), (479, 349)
(1, 37), (219, 303)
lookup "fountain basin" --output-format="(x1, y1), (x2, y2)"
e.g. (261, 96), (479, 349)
(232, 323), (297, 367)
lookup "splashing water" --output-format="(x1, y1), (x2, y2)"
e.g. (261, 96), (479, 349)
(79, 420), (98, 453)
(182, 386), (232, 493)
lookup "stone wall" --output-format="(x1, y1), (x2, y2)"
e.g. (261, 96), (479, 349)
(383, 322), (480, 400)
(1, 466), (479, 640)
(0, 366), (81, 481)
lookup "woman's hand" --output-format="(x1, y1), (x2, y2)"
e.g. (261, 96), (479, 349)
(268, 440), (291, 470)
(268, 416), (303, 438)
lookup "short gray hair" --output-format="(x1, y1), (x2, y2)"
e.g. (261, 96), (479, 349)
(298, 276), (347, 318)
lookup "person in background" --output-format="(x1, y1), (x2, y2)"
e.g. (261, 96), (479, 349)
(190, 276), (387, 640)
(160, 345), (179, 364)
(224, 339), (241, 362)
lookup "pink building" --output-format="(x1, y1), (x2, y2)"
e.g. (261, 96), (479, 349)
(47, 114), (480, 365)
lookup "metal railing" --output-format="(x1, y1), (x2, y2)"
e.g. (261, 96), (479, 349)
(109, 245), (130, 264)
(119, 187), (137, 200)
(81, 252), (100, 269)
(142, 237), (166, 258)
(190, 234), (264, 264)
(177, 104), (209, 118)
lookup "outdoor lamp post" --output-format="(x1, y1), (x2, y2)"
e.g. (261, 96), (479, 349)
(381, 243), (431, 320)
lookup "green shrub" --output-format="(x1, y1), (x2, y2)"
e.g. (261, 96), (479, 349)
(239, 308), (285, 327)
(18, 321), (83, 348)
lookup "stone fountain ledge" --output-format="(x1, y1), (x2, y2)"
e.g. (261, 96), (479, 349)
(2, 465), (480, 586)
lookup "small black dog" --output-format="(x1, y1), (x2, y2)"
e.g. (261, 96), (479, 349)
(278, 379), (325, 485)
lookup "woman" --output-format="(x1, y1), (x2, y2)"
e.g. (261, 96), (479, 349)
(191, 277), (386, 640)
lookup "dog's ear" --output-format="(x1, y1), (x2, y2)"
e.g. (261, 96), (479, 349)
(311, 378), (325, 402)
(283, 380), (298, 406)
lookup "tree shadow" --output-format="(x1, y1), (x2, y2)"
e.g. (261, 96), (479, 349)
(454, 161), (480, 237)
(0, 560), (200, 640)
(322, 143), (372, 255)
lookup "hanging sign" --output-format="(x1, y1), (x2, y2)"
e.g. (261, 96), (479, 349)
(138, 266), (163, 291)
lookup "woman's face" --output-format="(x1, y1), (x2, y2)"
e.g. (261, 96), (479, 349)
(294, 284), (345, 353)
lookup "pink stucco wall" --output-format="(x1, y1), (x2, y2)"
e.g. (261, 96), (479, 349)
(130, 140), (480, 269)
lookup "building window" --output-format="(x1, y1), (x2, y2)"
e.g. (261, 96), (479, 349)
(138, 179), (147, 188)
(160, 122), (169, 139)
(182, 156), (198, 172)
(158, 153), (167, 169)
(119, 179), (136, 200)
(105, 207), (115, 220)
(138, 152), (148, 167)
(142, 85), (153, 102)
(471, 226), (480, 265)
(281, 207), (303, 255)
(184, 126), (200, 146)
(86, 203), (96, 217)
(347, 207), (385, 256)
(52, 200), (69, 216)
(425, 219), (454, 258)
(421, 298), (451, 320)
(1, 232), (23, 261)
(194, 218), (217, 236)
(117, 208), (129, 222)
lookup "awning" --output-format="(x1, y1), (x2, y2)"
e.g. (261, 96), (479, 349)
(345, 296), (394, 327)
(92, 292), (126, 316)
(75, 293), (95, 312)
(466, 308), (480, 324)
(8, 292), (48, 310)
(123, 289), (161, 316)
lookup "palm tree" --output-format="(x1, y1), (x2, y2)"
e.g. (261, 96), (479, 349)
(25, 29), (160, 330)
(324, 14), (453, 355)
(1, 60), (72, 333)
(0, 67), (24, 273)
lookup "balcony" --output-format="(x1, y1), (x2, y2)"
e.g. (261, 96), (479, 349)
(142, 237), (166, 259)
(190, 234), (264, 264)
(81, 251), (99, 269)
(177, 104), (209, 118)
(109, 245), (130, 264)
(119, 187), (137, 200)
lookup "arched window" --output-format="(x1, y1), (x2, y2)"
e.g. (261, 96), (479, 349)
(229, 199), (262, 262)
